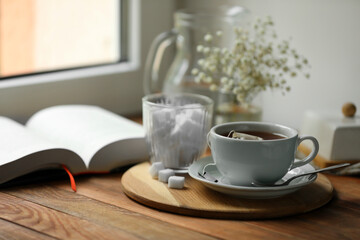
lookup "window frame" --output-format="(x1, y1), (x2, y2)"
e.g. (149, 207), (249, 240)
(0, 0), (176, 122)
(0, 0), (139, 87)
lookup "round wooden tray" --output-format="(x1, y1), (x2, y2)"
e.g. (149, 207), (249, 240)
(121, 162), (334, 219)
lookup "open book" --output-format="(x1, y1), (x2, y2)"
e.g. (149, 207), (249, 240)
(0, 105), (148, 185)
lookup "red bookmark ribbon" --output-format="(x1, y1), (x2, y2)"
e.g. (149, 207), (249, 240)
(61, 165), (77, 192)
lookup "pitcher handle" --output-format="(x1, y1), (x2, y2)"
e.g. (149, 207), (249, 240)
(143, 29), (178, 95)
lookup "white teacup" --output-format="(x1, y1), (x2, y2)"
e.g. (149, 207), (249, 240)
(206, 122), (319, 186)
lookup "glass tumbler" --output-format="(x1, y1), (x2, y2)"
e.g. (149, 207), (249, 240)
(143, 93), (213, 172)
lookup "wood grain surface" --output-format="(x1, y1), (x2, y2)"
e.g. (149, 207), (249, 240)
(0, 168), (358, 239)
(121, 162), (334, 219)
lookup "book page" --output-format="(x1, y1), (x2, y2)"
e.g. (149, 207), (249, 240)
(26, 105), (145, 168)
(0, 117), (86, 183)
(0, 117), (60, 164)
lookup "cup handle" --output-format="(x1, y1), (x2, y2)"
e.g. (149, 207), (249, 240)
(290, 136), (319, 170)
(202, 163), (218, 183)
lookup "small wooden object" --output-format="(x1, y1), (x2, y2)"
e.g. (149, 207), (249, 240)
(342, 102), (356, 117)
(121, 162), (334, 220)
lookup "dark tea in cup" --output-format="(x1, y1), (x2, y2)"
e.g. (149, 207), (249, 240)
(223, 131), (286, 140)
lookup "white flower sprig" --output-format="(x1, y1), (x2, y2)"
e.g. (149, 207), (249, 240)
(192, 16), (310, 105)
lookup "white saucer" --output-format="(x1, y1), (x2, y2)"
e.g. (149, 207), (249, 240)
(188, 156), (317, 199)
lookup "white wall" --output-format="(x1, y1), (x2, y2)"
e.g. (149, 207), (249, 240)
(179, 0), (360, 129)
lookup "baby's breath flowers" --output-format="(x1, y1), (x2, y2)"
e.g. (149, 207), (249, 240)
(192, 16), (310, 106)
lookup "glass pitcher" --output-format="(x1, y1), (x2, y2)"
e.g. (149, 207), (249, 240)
(143, 6), (250, 103)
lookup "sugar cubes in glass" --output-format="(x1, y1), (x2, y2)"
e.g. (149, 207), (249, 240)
(142, 93), (213, 172)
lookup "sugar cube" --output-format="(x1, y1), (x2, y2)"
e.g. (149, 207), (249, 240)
(158, 169), (175, 183)
(149, 162), (165, 178)
(168, 176), (185, 189)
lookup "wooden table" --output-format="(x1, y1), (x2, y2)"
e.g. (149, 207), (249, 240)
(0, 169), (359, 240)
